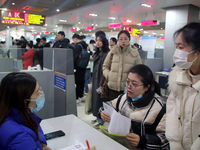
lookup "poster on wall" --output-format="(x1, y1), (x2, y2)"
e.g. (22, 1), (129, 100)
(139, 36), (156, 58)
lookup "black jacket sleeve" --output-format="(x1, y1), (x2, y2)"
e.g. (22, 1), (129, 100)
(73, 44), (82, 67)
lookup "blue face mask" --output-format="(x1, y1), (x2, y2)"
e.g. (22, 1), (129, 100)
(131, 94), (143, 101)
(29, 93), (45, 113)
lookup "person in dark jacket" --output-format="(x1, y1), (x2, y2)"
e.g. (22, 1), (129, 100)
(53, 31), (69, 48)
(91, 34), (110, 127)
(0, 72), (52, 150)
(72, 33), (88, 103)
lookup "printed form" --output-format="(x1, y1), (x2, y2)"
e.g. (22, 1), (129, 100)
(103, 102), (131, 135)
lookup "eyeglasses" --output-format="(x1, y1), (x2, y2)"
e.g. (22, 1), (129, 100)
(125, 80), (143, 90)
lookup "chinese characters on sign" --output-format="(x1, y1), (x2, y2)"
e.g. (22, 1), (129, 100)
(1, 11), (45, 26)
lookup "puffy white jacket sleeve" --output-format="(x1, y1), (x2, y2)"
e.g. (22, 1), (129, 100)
(166, 92), (184, 150)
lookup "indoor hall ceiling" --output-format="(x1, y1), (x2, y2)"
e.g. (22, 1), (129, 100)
(0, 0), (109, 31)
(1, 0), (200, 37)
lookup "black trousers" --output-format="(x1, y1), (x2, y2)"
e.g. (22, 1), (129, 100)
(75, 67), (86, 99)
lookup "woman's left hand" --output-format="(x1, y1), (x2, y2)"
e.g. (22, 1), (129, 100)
(126, 133), (140, 147)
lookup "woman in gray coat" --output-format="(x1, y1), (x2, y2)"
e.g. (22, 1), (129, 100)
(91, 35), (110, 127)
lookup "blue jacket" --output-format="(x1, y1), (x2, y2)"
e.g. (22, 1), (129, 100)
(0, 109), (47, 150)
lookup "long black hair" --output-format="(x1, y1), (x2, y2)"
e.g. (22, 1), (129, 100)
(128, 64), (160, 96)
(0, 72), (40, 140)
(174, 22), (200, 52)
(95, 35), (110, 53)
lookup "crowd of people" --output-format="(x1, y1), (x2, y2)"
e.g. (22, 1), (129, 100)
(0, 22), (200, 150)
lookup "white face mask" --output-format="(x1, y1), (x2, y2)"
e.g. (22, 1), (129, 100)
(173, 49), (197, 69)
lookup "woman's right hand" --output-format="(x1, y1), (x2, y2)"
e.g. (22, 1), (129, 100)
(101, 111), (110, 122)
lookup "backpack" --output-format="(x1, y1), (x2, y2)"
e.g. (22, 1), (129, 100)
(77, 44), (90, 68)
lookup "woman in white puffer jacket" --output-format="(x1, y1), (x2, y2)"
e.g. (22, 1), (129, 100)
(166, 22), (200, 150)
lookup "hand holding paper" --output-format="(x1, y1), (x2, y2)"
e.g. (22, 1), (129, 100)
(103, 102), (131, 135)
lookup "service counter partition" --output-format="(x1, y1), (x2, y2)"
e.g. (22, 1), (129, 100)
(0, 48), (77, 119)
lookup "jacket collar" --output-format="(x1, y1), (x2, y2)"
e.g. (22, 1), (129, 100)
(127, 85), (155, 108)
(176, 69), (200, 92)
(7, 108), (42, 125)
(176, 70), (192, 85)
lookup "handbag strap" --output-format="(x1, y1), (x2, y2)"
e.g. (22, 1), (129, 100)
(116, 94), (124, 112)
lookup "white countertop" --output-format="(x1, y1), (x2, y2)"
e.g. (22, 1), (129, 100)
(41, 114), (128, 150)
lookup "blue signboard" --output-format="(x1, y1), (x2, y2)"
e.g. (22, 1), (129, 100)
(54, 72), (66, 91)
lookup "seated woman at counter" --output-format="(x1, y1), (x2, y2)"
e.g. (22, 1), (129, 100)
(99, 64), (169, 149)
(0, 72), (51, 150)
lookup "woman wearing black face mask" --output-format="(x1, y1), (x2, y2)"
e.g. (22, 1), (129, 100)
(0, 72), (51, 150)
(166, 22), (200, 150)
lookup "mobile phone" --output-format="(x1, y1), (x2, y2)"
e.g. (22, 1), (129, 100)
(44, 130), (65, 140)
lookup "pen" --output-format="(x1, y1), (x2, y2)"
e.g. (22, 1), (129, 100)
(86, 139), (90, 149)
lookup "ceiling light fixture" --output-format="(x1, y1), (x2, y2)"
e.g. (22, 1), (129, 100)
(141, 4), (152, 8)
(140, 28), (143, 30)
(56, 9), (60, 12)
(23, 11), (26, 13)
(89, 13), (98, 17)
(144, 31), (148, 33)
(137, 23), (141, 26)
(108, 17), (116, 20)
(59, 20), (67, 22)
(126, 20), (132, 23)
(12, 3), (15, 5)
(78, 22), (81, 24)
(2, 8), (7, 11)
(152, 33), (156, 35)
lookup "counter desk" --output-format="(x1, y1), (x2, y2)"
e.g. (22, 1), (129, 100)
(41, 114), (128, 150)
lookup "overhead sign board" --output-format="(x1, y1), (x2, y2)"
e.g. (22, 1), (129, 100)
(85, 26), (94, 30)
(109, 23), (121, 28)
(1, 11), (45, 26)
(141, 20), (159, 26)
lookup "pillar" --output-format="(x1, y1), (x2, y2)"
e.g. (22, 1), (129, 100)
(163, 4), (199, 69)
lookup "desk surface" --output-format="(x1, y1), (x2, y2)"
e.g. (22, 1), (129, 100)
(41, 114), (128, 150)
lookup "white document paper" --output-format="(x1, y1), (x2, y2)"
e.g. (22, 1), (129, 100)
(59, 143), (87, 150)
(103, 102), (131, 135)
(88, 84), (92, 91)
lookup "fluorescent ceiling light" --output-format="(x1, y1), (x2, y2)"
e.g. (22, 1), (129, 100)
(59, 20), (67, 22)
(137, 23), (141, 26)
(108, 17), (116, 20)
(160, 34), (164, 36)
(89, 13), (98, 17)
(144, 31), (148, 33)
(126, 20), (132, 23)
(141, 4), (152, 8)
(12, 3), (15, 5)
(152, 33), (156, 35)
(95, 24), (98, 26)
(78, 22), (81, 24)
(56, 9), (60, 12)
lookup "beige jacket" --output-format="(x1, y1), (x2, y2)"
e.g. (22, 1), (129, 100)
(102, 44), (142, 91)
(166, 66), (200, 150)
